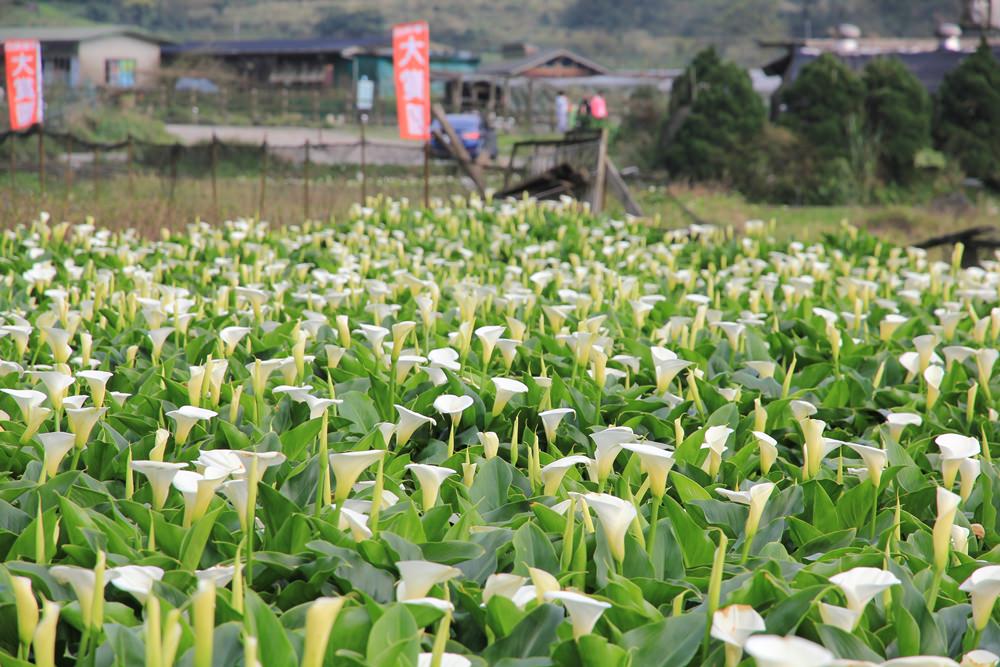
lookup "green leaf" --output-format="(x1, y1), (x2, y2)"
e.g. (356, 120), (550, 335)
(366, 604), (419, 667)
(244, 590), (296, 667)
(484, 604), (565, 662)
(816, 624), (883, 662)
(621, 611), (705, 667)
(512, 521), (560, 575)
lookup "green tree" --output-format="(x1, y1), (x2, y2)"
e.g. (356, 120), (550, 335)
(661, 48), (766, 182)
(862, 57), (931, 184)
(779, 53), (864, 163)
(935, 41), (1000, 187)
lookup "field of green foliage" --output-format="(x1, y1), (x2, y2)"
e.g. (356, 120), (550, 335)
(3, 199), (1000, 667)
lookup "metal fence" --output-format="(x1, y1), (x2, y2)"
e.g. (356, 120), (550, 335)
(0, 125), (491, 232)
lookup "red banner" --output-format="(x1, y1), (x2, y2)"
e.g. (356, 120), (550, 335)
(392, 21), (430, 141)
(4, 39), (43, 130)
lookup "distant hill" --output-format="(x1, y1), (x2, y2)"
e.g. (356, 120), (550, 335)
(0, 0), (970, 67)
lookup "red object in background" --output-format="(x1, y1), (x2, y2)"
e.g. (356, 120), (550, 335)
(4, 39), (43, 130)
(392, 21), (430, 141)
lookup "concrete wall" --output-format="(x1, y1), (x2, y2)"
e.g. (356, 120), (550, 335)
(77, 35), (160, 88)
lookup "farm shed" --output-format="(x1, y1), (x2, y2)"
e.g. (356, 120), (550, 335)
(0, 25), (169, 89)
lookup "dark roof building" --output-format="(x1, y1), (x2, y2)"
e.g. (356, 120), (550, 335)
(478, 48), (608, 78)
(762, 29), (1000, 95)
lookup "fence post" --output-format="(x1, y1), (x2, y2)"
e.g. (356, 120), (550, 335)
(258, 140), (268, 220)
(312, 88), (320, 125)
(8, 134), (15, 192)
(211, 134), (219, 222)
(127, 134), (135, 196)
(360, 113), (367, 204)
(93, 143), (102, 200)
(37, 127), (45, 198)
(282, 87), (289, 118)
(423, 142), (430, 209)
(303, 139), (310, 220)
(251, 87), (259, 124)
(64, 133), (73, 195)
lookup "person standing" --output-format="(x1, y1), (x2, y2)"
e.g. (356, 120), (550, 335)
(555, 90), (569, 133)
(589, 90), (608, 127)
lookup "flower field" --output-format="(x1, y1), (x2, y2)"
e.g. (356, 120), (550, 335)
(3, 200), (1000, 667)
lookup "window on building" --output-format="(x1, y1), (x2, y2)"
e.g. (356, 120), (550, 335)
(106, 59), (136, 87)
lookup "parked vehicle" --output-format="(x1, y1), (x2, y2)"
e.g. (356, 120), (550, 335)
(429, 113), (485, 159)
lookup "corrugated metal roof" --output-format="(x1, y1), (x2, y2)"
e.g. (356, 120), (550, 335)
(477, 48), (608, 76)
(0, 25), (170, 44)
(162, 35), (387, 57)
(783, 45), (1000, 93)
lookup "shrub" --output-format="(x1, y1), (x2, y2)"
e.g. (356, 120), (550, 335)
(779, 53), (864, 164)
(862, 57), (932, 185)
(935, 41), (1000, 188)
(661, 48), (766, 182)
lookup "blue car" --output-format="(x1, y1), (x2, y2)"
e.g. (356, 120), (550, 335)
(430, 113), (485, 159)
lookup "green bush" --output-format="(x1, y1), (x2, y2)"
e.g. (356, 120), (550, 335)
(779, 53), (864, 164)
(935, 41), (1000, 188)
(661, 48), (766, 182)
(862, 57), (932, 185)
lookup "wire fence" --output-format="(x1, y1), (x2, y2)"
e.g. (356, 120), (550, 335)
(0, 125), (497, 233)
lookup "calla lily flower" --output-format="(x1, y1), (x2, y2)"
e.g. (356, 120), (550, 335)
(220, 326), (252, 355)
(496, 339), (520, 370)
(406, 463), (456, 509)
(51, 565), (99, 630)
(195, 564), (236, 588)
(231, 450), (287, 483)
(960, 457), (981, 502)
(482, 573), (527, 604)
(475, 325), (505, 367)
(107, 565), (164, 603)
(396, 560), (462, 601)
(148, 327), (174, 361)
(220, 479), (250, 530)
(417, 654), (471, 667)
(925, 365), (945, 409)
(165, 405), (217, 445)
(12, 575), (38, 651)
(752, 431), (778, 475)
(76, 370), (112, 408)
(886, 412), (922, 441)
(746, 360), (776, 379)
(716, 481), (775, 547)
(42, 327), (72, 364)
(701, 425), (733, 478)
(963, 650), (1000, 667)
(952, 525), (970, 555)
(491, 378), (528, 416)
(818, 603), (861, 632)
(711, 604), (766, 667)
(828, 567), (900, 621)
(539, 408), (575, 443)
(590, 426), (634, 484)
(541, 455), (593, 496)
(846, 443), (887, 488)
(800, 418), (828, 480)
(744, 635), (834, 667)
(934, 487), (962, 572)
(329, 450), (385, 503)
(433, 394), (474, 426)
(394, 405), (436, 447)
(621, 443), (675, 498)
(544, 590), (612, 639)
(173, 467), (229, 526)
(584, 492), (637, 564)
(478, 431), (500, 459)
(37, 431), (75, 478)
(914, 334), (939, 373)
(787, 401), (816, 424)
(26, 371), (74, 411)
(960, 566), (1000, 631)
(936, 434), (979, 489)
(302, 597), (346, 667)
(132, 460), (186, 509)
(65, 406), (106, 448)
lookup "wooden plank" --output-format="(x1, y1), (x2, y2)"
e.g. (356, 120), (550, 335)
(589, 127), (608, 213)
(605, 158), (643, 217)
(431, 104), (486, 196)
